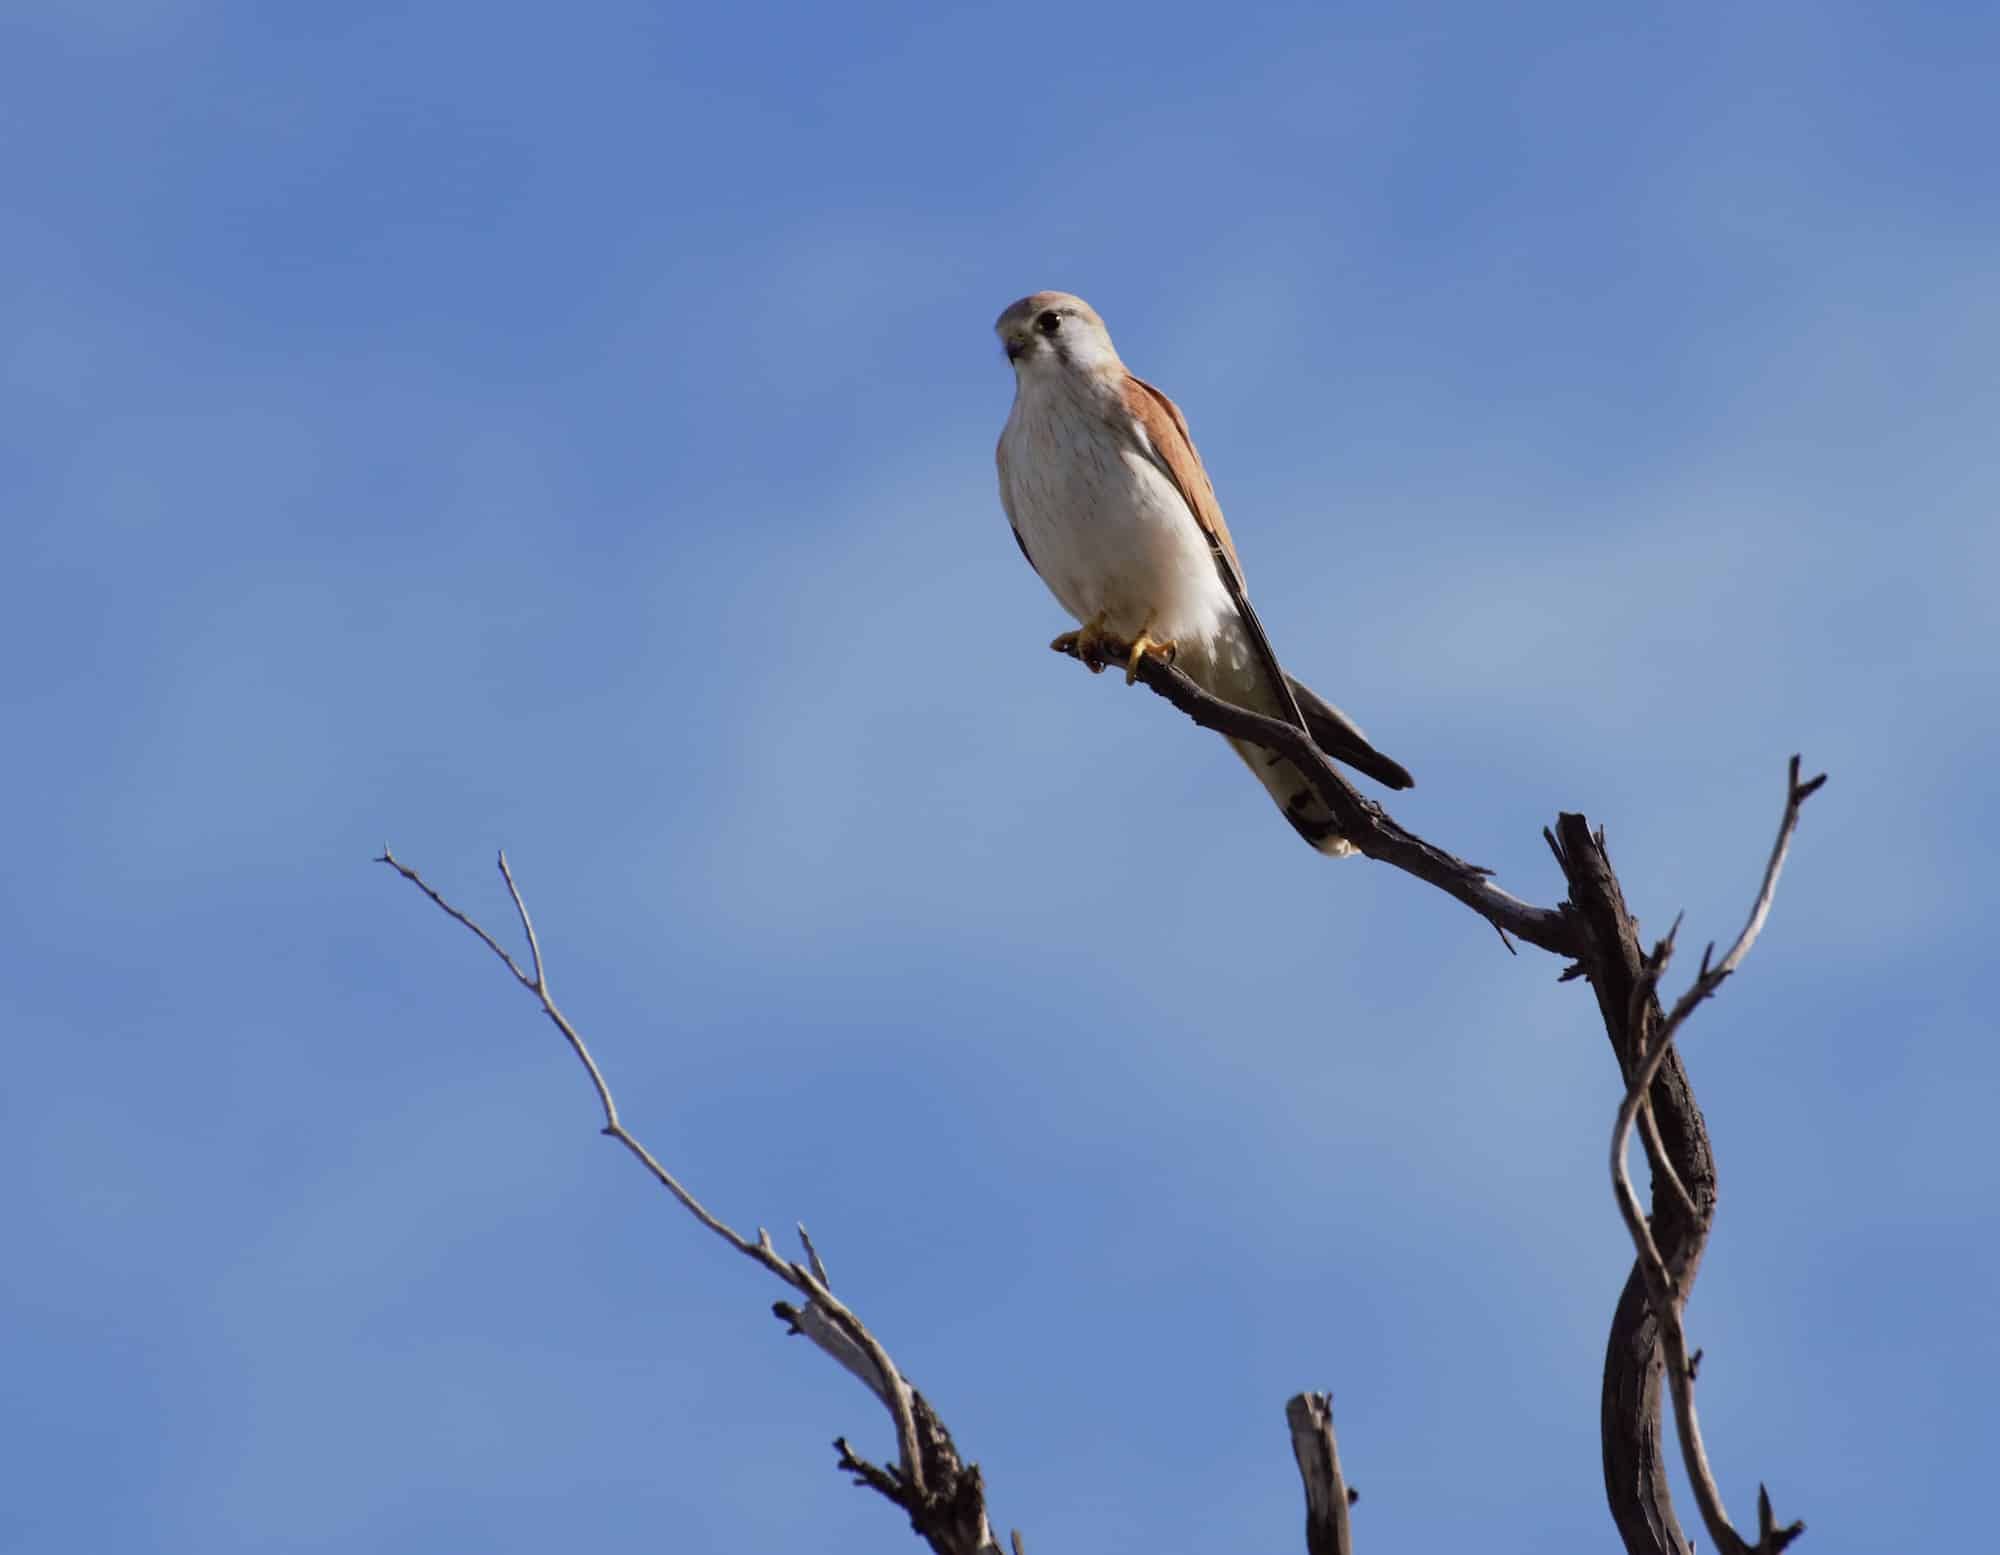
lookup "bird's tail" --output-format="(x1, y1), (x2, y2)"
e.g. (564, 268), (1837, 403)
(1285, 676), (1414, 791)
(1179, 630), (1412, 857)
(1227, 676), (1413, 857)
(1227, 738), (1362, 856)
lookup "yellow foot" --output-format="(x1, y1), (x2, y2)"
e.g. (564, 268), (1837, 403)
(1051, 614), (1111, 674)
(1123, 631), (1178, 685)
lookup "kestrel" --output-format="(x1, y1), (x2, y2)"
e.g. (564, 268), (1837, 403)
(994, 291), (1412, 855)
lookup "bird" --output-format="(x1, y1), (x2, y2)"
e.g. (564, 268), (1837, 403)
(993, 290), (1412, 856)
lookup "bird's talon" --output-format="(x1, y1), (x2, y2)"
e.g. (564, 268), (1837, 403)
(1123, 632), (1178, 685)
(1052, 616), (1112, 672)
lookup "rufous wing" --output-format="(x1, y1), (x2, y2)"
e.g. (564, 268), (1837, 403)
(1119, 374), (1309, 735)
(1121, 375), (1245, 589)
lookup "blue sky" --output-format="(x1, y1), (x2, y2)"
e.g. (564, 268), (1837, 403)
(5, 2), (1994, 1550)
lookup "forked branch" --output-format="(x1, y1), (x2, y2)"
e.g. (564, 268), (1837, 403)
(378, 848), (1006, 1555)
(1069, 642), (1819, 1555)
(1604, 759), (1822, 1555)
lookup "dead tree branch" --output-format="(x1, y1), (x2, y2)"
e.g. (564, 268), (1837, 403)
(377, 643), (1820, 1554)
(1600, 758), (1822, 1555)
(377, 848), (1006, 1555)
(1060, 639), (1579, 955)
(1068, 639), (1819, 1554)
(1286, 1392), (1356, 1555)
(1546, 816), (1713, 1555)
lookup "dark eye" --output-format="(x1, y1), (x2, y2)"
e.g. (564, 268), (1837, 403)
(1036, 310), (1062, 334)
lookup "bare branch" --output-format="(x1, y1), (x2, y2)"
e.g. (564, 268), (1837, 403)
(1286, 1392), (1355, 1555)
(1073, 636), (1820, 1555)
(498, 848), (547, 991)
(1058, 641), (1580, 956)
(1604, 759), (1822, 1555)
(774, 1298), (894, 1407)
(1610, 759), (1826, 1296)
(379, 849), (1011, 1551)
(1633, 1089), (1696, 1224)
(799, 1221), (832, 1288)
(835, 1436), (908, 1502)
(386, 671), (1822, 1555)
(378, 847), (537, 990)
(1544, 817), (1706, 1553)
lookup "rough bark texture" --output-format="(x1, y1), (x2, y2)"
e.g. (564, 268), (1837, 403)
(1286, 1392), (1355, 1555)
(1551, 816), (1717, 1555)
(831, 1390), (998, 1555)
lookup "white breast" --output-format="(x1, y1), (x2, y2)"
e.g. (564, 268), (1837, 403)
(998, 376), (1236, 650)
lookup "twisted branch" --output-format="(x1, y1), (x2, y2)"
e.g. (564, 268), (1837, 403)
(1066, 640), (1818, 1554)
(1602, 758), (1822, 1555)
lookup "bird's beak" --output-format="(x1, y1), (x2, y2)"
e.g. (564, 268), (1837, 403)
(1005, 338), (1027, 362)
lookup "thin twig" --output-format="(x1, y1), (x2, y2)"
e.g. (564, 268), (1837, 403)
(1633, 1090), (1697, 1224)
(1606, 758), (1821, 1555)
(499, 849), (547, 992)
(799, 1222), (832, 1288)
(379, 848), (932, 1508)
(1619, 925), (1698, 1224)
(379, 847), (536, 988)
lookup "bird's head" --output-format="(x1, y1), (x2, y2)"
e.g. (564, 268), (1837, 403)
(994, 292), (1122, 381)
